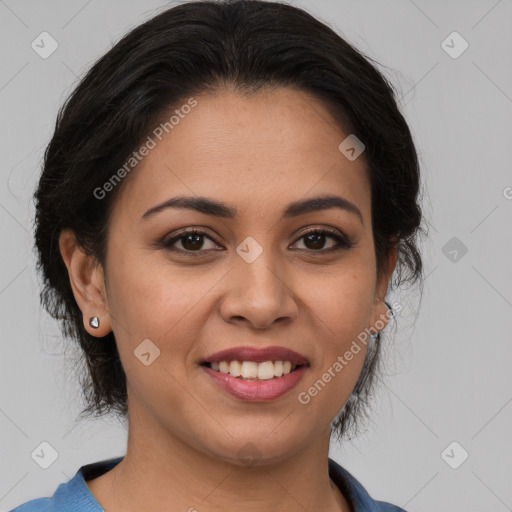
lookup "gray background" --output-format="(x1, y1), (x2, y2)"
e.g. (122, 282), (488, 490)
(1, 0), (511, 510)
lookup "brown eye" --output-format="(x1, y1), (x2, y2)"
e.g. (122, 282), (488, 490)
(302, 232), (330, 250)
(292, 228), (354, 253)
(161, 227), (354, 256)
(163, 229), (219, 253)
(180, 233), (206, 251)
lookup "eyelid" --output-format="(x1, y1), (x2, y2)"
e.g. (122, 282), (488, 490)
(292, 225), (347, 242)
(160, 225), (354, 254)
(161, 227), (221, 251)
(291, 226), (354, 251)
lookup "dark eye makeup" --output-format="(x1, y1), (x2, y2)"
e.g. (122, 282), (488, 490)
(158, 226), (355, 257)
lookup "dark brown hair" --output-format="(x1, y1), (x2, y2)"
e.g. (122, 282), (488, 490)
(33, 0), (425, 440)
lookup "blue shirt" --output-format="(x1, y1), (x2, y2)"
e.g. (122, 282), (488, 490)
(9, 456), (406, 511)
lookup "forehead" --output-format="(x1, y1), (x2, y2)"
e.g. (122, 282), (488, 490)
(112, 87), (371, 223)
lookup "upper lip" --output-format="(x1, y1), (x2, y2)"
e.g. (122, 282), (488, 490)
(200, 346), (309, 365)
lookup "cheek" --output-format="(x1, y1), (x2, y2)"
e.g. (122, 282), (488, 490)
(106, 251), (207, 335)
(301, 265), (376, 340)
(297, 335), (368, 424)
(293, 263), (374, 416)
(106, 261), (205, 418)
(105, 254), (221, 381)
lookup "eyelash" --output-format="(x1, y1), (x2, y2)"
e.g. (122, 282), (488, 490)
(160, 227), (354, 256)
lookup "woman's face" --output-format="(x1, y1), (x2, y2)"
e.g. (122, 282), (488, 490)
(88, 87), (395, 464)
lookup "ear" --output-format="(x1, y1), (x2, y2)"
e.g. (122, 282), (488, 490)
(370, 240), (398, 334)
(58, 228), (112, 337)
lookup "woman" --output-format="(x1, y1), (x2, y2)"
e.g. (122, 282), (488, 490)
(11, 0), (424, 510)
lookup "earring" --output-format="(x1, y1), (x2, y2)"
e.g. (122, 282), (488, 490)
(89, 316), (100, 329)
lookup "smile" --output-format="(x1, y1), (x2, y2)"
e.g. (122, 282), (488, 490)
(203, 360), (300, 380)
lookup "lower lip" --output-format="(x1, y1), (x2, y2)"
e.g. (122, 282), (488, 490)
(201, 365), (308, 402)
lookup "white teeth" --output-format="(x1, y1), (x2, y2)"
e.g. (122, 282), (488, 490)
(274, 360), (284, 377)
(241, 361), (259, 379)
(257, 361), (275, 380)
(229, 360), (242, 377)
(209, 360), (298, 379)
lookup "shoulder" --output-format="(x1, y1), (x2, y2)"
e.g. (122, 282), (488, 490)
(328, 457), (407, 512)
(374, 503), (408, 512)
(7, 476), (94, 512)
(8, 456), (124, 512)
(8, 498), (50, 512)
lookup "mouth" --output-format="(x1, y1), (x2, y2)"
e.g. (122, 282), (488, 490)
(199, 346), (310, 401)
(199, 345), (310, 381)
(201, 360), (307, 380)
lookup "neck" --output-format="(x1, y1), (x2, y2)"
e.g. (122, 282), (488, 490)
(87, 401), (350, 512)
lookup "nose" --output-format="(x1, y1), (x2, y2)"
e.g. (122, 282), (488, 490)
(219, 249), (298, 330)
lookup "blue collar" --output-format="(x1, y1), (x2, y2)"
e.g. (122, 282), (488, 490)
(11, 456), (405, 511)
(328, 458), (405, 511)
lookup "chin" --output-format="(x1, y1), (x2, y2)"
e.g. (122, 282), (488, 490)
(200, 428), (309, 468)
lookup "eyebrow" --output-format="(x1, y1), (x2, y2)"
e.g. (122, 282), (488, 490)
(141, 194), (363, 225)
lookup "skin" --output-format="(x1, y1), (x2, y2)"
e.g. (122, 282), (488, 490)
(59, 86), (397, 512)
